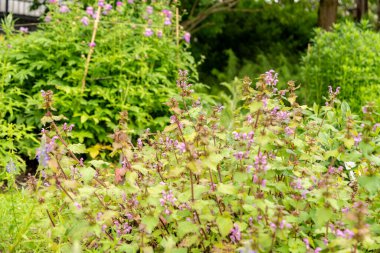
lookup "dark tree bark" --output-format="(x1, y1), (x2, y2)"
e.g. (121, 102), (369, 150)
(318, 0), (338, 31)
(377, 0), (380, 30)
(355, 0), (368, 22)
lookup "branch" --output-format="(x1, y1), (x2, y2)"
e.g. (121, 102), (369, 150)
(181, 0), (239, 33)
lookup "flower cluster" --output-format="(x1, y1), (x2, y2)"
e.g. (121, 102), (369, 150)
(160, 190), (177, 215)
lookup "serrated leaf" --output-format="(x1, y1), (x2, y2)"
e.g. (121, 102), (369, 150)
(141, 215), (159, 234)
(80, 167), (95, 183)
(177, 221), (199, 239)
(217, 183), (237, 195)
(216, 215), (233, 237)
(67, 144), (87, 154)
(358, 176), (380, 195)
(88, 160), (109, 168)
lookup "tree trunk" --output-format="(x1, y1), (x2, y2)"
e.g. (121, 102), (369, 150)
(377, 0), (380, 30)
(356, 0), (368, 22)
(318, 0), (338, 31)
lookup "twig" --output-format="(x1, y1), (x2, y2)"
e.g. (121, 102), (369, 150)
(46, 209), (55, 227)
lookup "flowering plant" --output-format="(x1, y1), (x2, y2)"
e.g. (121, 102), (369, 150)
(23, 70), (380, 252)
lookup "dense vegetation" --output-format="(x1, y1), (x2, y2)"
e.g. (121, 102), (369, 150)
(1, 0), (380, 252)
(302, 21), (380, 111)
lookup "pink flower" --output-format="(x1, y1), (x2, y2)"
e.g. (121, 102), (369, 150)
(116, 1), (123, 7)
(86, 6), (94, 16)
(146, 6), (153, 15)
(19, 27), (28, 33)
(264, 70), (278, 86)
(105, 4), (112, 11)
(162, 9), (172, 18)
(230, 224), (241, 243)
(157, 30), (163, 38)
(144, 28), (153, 37)
(81, 17), (89, 26)
(89, 42), (96, 47)
(164, 17), (171, 25)
(44, 15), (52, 22)
(183, 32), (191, 43)
(59, 5), (70, 13)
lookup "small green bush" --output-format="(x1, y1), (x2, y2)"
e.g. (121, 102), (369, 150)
(301, 21), (380, 112)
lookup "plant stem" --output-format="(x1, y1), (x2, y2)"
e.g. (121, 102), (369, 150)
(81, 6), (101, 93)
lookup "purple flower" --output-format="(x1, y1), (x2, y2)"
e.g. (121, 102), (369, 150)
(44, 15), (52, 22)
(230, 224), (241, 243)
(144, 28), (153, 37)
(6, 159), (17, 174)
(146, 6), (153, 15)
(303, 238), (310, 249)
(362, 106), (368, 114)
(116, 1), (123, 6)
(314, 247), (322, 253)
(284, 126), (295, 136)
(36, 135), (56, 168)
(19, 27), (28, 33)
(183, 32), (191, 43)
(373, 123), (380, 131)
(277, 111), (289, 121)
(81, 17), (89, 26)
(162, 9), (172, 18)
(74, 202), (82, 209)
(98, 0), (105, 7)
(354, 133), (362, 146)
(254, 152), (267, 171)
(137, 138), (143, 149)
(160, 190), (177, 213)
(86, 6), (94, 16)
(264, 70), (278, 86)
(247, 114), (253, 124)
(164, 17), (171, 25)
(233, 151), (244, 160)
(48, 0), (57, 3)
(176, 142), (186, 153)
(89, 42), (96, 48)
(128, 0), (134, 3)
(59, 5), (70, 13)
(105, 4), (112, 11)
(157, 30), (163, 38)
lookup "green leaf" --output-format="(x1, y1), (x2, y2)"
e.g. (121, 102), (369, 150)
(312, 207), (332, 227)
(177, 221), (199, 239)
(88, 160), (109, 168)
(216, 215), (233, 238)
(80, 167), (95, 183)
(67, 144), (87, 154)
(358, 176), (380, 195)
(217, 183), (237, 195)
(141, 215), (159, 234)
(204, 154), (224, 172)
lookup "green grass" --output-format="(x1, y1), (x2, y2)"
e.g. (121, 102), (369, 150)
(0, 189), (50, 252)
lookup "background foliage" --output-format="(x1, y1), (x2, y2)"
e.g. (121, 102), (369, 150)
(0, 0), (201, 163)
(301, 21), (380, 111)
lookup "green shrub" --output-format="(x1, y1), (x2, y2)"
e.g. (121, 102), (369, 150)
(0, 1), (201, 160)
(301, 21), (380, 112)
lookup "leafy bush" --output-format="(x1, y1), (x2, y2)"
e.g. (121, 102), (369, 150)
(4, 71), (379, 252)
(301, 21), (380, 112)
(0, 0), (200, 160)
